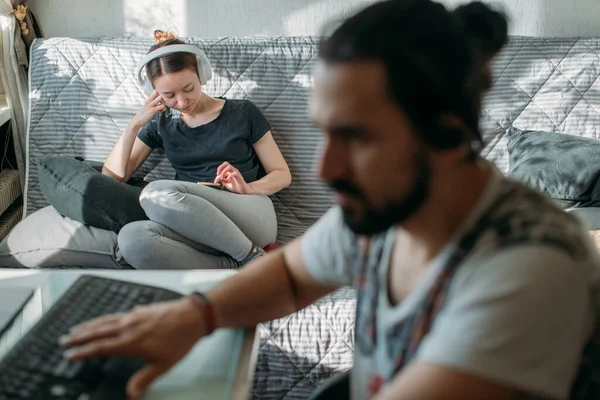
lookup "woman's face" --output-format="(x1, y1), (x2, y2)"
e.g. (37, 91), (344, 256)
(152, 68), (202, 113)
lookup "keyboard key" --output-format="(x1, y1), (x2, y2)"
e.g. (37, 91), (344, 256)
(64, 361), (84, 379)
(53, 358), (71, 377)
(50, 384), (68, 396)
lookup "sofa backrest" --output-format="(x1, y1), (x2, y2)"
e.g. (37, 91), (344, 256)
(25, 36), (600, 241)
(481, 37), (600, 173)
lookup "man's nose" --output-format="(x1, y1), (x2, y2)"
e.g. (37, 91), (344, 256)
(318, 139), (350, 183)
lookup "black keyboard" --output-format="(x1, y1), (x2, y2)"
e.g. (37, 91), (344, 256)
(0, 275), (182, 399)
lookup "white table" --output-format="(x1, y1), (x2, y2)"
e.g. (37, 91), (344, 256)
(0, 106), (10, 128)
(0, 94), (11, 128)
(0, 269), (258, 400)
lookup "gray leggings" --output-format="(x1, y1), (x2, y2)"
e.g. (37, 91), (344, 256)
(117, 180), (277, 269)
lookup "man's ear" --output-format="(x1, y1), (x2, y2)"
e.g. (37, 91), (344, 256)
(432, 125), (464, 149)
(438, 114), (470, 142)
(428, 114), (475, 165)
(436, 114), (479, 155)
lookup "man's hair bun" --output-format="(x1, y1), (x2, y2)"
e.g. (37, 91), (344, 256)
(453, 2), (508, 56)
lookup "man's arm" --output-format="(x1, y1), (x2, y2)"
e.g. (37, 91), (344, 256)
(208, 239), (339, 329)
(374, 363), (524, 400)
(62, 238), (337, 352)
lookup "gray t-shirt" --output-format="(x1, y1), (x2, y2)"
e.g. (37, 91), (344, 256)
(137, 98), (271, 183)
(302, 168), (600, 399)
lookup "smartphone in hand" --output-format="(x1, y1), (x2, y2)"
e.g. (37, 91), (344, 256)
(198, 182), (229, 191)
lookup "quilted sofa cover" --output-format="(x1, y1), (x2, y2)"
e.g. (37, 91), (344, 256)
(24, 36), (600, 398)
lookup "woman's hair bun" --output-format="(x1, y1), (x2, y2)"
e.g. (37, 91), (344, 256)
(153, 30), (177, 44)
(453, 2), (508, 56)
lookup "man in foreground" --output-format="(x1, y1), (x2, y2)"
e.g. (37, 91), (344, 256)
(61, 1), (600, 399)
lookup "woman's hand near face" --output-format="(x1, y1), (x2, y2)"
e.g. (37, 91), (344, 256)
(131, 90), (166, 128)
(214, 162), (250, 194)
(103, 91), (160, 182)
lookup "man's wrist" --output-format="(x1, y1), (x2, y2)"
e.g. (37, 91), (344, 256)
(184, 292), (217, 336)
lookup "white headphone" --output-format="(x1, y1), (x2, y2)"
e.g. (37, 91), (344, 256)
(135, 44), (213, 95)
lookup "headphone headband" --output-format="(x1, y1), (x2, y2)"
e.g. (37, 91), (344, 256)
(136, 44), (213, 88)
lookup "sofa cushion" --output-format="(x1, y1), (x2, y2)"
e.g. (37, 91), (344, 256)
(38, 156), (147, 233)
(507, 127), (600, 208)
(0, 206), (128, 269)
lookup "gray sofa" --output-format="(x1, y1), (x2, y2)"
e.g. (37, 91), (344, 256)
(4, 35), (600, 398)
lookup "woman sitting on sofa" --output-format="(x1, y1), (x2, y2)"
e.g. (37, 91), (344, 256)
(102, 31), (291, 269)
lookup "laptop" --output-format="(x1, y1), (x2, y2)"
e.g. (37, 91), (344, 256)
(0, 274), (249, 400)
(0, 287), (33, 334)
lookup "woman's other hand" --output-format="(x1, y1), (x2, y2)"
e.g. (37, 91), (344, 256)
(131, 90), (166, 128)
(214, 162), (250, 194)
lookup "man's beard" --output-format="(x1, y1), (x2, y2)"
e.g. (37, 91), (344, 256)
(329, 158), (430, 236)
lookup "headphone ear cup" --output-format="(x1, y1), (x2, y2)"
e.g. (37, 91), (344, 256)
(142, 77), (153, 96)
(195, 51), (213, 85)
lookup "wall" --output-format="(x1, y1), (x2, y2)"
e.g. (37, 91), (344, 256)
(29, 0), (600, 39)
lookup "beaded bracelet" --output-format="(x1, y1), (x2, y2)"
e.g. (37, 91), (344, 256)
(187, 291), (216, 335)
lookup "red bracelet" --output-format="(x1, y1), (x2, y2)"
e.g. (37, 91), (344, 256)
(188, 291), (216, 335)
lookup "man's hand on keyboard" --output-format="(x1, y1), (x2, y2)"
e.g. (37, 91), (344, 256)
(59, 297), (207, 400)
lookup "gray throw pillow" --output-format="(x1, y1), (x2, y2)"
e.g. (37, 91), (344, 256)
(37, 156), (148, 233)
(0, 206), (130, 269)
(507, 127), (600, 208)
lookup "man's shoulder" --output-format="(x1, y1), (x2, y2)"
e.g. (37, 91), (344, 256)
(470, 176), (593, 261)
(301, 207), (362, 287)
(448, 176), (600, 317)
